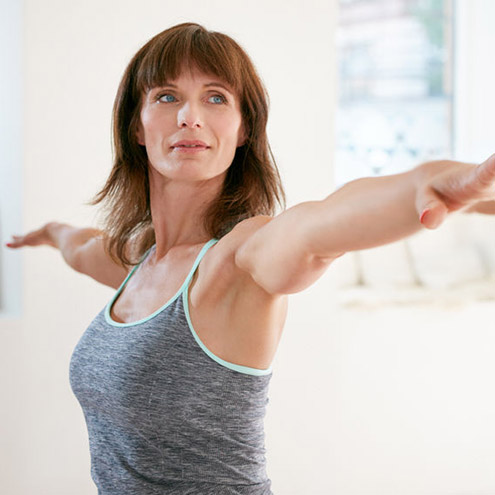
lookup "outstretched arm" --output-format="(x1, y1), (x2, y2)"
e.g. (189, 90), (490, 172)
(6, 222), (101, 268)
(235, 154), (495, 295)
(5, 222), (130, 288)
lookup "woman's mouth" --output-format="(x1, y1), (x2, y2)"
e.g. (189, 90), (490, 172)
(171, 140), (210, 152)
(172, 145), (209, 153)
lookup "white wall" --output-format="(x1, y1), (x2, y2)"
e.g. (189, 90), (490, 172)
(454, 0), (495, 162)
(1, 1), (494, 494)
(0, 0), (24, 489)
(0, 0), (23, 317)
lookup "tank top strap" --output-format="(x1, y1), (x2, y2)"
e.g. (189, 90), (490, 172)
(112, 238), (218, 304)
(182, 238), (219, 290)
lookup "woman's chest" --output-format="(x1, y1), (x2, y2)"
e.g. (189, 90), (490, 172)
(110, 266), (187, 323)
(109, 247), (286, 371)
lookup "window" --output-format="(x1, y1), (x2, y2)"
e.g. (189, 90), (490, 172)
(333, 0), (495, 301)
(335, 0), (454, 186)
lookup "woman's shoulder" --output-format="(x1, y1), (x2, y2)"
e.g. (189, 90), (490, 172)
(192, 214), (283, 309)
(196, 215), (274, 287)
(213, 215), (274, 257)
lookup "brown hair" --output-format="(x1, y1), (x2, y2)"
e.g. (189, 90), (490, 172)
(88, 22), (286, 267)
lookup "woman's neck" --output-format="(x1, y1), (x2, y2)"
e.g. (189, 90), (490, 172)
(148, 169), (224, 258)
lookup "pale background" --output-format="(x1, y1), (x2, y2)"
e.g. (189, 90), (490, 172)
(1, 0), (494, 494)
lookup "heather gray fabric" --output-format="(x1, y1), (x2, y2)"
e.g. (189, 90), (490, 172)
(69, 239), (274, 494)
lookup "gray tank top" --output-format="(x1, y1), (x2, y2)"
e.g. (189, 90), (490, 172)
(69, 239), (274, 495)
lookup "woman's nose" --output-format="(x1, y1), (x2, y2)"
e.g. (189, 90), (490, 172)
(177, 102), (203, 128)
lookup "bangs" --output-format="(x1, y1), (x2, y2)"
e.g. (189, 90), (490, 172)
(135, 27), (244, 96)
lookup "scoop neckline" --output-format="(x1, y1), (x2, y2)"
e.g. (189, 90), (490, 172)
(104, 238), (218, 328)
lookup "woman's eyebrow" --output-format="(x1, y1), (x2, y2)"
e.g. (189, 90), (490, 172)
(158, 81), (233, 93)
(203, 82), (233, 93)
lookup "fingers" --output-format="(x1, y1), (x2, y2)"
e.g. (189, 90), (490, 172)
(416, 155), (495, 228)
(6, 229), (45, 248)
(474, 153), (495, 192)
(5, 235), (27, 248)
(416, 177), (450, 229)
(419, 202), (448, 229)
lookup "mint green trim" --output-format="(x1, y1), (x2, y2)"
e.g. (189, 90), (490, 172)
(182, 286), (273, 377)
(104, 239), (218, 328)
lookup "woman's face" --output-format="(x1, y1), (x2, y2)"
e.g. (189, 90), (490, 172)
(136, 68), (246, 183)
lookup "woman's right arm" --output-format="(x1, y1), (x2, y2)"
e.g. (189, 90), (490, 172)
(5, 222), (130, 289)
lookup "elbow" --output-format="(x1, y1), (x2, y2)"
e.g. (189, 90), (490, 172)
(67, 246), (85, 274)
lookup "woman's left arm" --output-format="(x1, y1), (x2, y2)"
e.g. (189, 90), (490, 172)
(234, 154), (495, 295)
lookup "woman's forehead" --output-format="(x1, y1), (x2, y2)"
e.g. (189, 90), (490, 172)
(143, 70), (239, 99)
(165, 68), (234, 89)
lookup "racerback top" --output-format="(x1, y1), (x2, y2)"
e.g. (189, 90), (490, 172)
(69, 239), (274, 495)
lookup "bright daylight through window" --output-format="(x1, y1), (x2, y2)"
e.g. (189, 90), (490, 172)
(335, 0), (454, 186)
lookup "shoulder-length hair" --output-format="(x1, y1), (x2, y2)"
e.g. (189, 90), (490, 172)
(88, 22), (286, 267)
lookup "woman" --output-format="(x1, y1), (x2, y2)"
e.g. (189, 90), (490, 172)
(5, 22), (495, 495)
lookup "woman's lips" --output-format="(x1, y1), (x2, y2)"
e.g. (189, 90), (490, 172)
(171, 140), (210, 153)
(172, 146), (209, 153)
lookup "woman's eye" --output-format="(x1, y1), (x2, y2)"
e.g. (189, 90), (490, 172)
(209, 94), (226, 104)
(156, 93), (226, 104)
(158, 94), (176, 103)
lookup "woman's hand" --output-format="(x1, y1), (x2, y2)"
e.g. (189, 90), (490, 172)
(5, 222), (60, 249)
(5, 223), (117, 282)
(416, 154), (495, 229)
